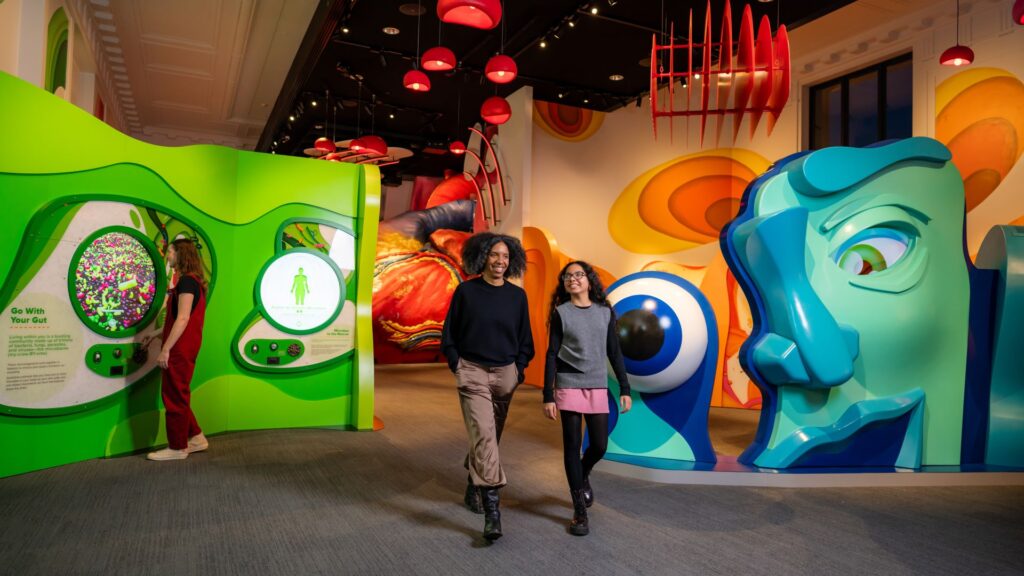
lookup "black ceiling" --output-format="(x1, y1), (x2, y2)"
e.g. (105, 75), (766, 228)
(259, 0), (857, 179)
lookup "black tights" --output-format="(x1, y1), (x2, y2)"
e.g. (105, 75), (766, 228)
(560, 411), (608, 491)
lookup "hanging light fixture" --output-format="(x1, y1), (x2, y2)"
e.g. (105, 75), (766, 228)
(1013, 0), (1024, 25)
(404, 70), (431, 91)
(484, 17), (516, 84)
(481, 96), (511, 124)
(314, 137), (335, 153)
(422, 46), (456, 71)
(485, 55), (517, 83)
(449, 140), (467, 155)
(350, 135), (389, 156)
(405, 0), (431, 91)
(437, 0), (502, 30)
(940, 0), (974, 66)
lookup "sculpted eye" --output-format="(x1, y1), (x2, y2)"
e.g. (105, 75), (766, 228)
(607, 272), (710, 394)
(833, 228), (911, 276)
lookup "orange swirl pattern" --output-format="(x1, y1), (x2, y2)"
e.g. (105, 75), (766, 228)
(609, 149), (770, 253)
(533, 101), (605, 142)
(936, 68), (1024, 213)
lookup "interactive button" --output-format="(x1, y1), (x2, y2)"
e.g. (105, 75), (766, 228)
(287, 344), (302, 357)
(113, 348), (123, 359)
(250, 343), (259, 354)
(92, 352), (102, 363)
(269, 342), (279, 351)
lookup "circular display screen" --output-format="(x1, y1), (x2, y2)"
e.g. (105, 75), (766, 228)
(72, 231), (159, 335)
(257, 250), (343, 334)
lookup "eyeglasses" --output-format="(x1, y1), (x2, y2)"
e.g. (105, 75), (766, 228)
(563, 271), (587, 281)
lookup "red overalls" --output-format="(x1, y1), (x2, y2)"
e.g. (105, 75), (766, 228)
(162, 274), (206, 450)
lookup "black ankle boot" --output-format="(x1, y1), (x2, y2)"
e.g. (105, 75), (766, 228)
(481, 488), (502, 541)
(569, 489), (589, 536)
(582, 476), (594, 508)
(464, 477), (483, 514)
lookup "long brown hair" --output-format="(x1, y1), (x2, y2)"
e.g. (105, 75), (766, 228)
(170, 238), (206, 288)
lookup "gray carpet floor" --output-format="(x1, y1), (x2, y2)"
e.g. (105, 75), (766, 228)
(1, 364), (1022, 576)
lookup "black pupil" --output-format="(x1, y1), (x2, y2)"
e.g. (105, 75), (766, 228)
(617, 309), (664, 361)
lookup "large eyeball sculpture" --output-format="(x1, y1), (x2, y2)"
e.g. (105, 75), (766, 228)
(604, 271), (719, 466)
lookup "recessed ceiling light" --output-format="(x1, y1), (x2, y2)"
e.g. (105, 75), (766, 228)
(591, 7), (598, 14)
(540, 39), (547, 48)
(383, 26), (400, 35)
(398, 3), (426, 16)
(341, 27), (350, 34)
(288, 115), (295, 121)
(609, 74), (624, 81)
(583, 98), (589, 103)
(311, 100), (318, 107)
(389, 113), (395, 119)
(558, 93), (564, 99)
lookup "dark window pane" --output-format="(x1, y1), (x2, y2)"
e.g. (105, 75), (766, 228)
(848, 71), (878, 146)
(812, 83), (842, 149)
(885, 59), (913, 139)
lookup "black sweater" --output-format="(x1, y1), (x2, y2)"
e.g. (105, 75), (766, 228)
(543, 305), (631, 403)
(441, 277), (534, 378)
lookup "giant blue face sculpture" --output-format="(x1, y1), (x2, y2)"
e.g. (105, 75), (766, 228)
(723, 138), (971, 468)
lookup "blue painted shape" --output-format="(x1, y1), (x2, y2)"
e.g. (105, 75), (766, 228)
(975, 225), (1024, 466)
(613, 294), (683, 377)
(962, 265), (997, 465)
(732, 207), (859, 388)
(792, 137), (951, 196)
(605, 272), (719, 464)
(755, 389), (925, 469)
(751, 333), (809, 385)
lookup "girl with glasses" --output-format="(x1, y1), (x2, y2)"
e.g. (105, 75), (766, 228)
(543, 261), (631, 536)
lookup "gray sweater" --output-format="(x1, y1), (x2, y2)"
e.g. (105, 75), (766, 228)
(543, 302), (631, 402)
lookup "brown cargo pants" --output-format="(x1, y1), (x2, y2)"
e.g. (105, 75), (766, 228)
(456, 358), (519, 488)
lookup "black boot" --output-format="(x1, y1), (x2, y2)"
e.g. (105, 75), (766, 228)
(464, 476), (483, 514)
(582, 476), (594, 508)
(481, 488), (502, 541)
(569, 489), (589, 536)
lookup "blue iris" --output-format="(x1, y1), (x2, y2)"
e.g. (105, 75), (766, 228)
(613, 294), (684, 377)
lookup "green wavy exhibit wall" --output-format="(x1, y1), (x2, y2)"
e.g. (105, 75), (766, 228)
(0, 72), (380, 478)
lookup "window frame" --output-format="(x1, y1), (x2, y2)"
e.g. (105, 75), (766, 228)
(808, 52), (913, 150)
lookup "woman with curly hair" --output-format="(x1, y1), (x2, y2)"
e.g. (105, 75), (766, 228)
(441, 232), (534, 541)
(543, 261), (631, 536)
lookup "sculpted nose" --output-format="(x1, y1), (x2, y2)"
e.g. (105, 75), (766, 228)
(731, 207), (859, 388)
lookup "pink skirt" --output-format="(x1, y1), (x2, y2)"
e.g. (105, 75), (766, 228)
(554, 388), (609, 414)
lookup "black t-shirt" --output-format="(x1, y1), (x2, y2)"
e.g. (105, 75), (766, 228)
(170, 276), (201, 318)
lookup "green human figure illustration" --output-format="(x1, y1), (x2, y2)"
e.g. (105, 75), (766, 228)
(291, 267), (310, 306)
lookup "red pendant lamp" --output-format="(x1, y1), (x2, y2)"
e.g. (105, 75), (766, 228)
(405, 0), (432, 91)
(1013, 0), (1024, 25)
(449, 140), (467, 155)
(485, 54), (517, 84)
(350, 135), (389, 156)
(437, 0), (502, 30)
(422, 46), (456, 71)
(940, 0), (974, 66)
(481, 96), (511, 125)
(314, 137), (336, 153)
(404, 69), (431, 91)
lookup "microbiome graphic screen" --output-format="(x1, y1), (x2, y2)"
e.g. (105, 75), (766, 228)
(71, 230), (159, 335)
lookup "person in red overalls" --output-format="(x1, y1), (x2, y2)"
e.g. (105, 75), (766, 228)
(148, 238), (209, 461)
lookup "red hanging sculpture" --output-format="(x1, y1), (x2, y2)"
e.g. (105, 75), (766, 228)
(650, 0), (790, 145)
